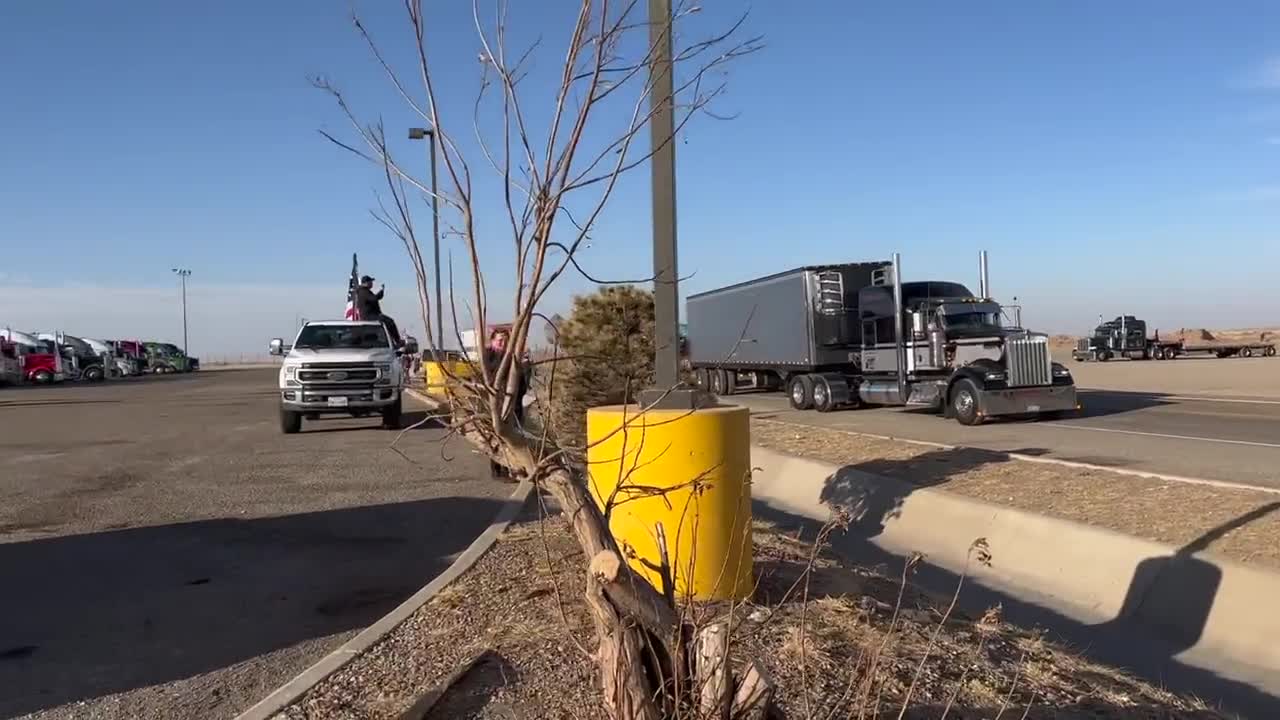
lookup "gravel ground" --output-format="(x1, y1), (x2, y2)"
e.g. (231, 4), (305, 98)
(751, 418), (1280, 569)
(280, 511), (1226, 719)
(0, 369), (502, 720)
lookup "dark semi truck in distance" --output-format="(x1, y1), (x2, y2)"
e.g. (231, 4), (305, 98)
(1072, 315), (1277, 361)
(685, 252), (1078, 425)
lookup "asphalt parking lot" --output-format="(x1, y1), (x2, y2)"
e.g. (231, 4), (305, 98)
(0, 369), (503, 720)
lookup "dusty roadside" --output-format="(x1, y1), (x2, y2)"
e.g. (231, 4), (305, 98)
(751, 418), (1280, 569)
(279, 512), (1226, 719)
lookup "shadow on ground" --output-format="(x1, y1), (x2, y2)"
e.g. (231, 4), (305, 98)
(0, 495), (504, 718)
(758, 448), (1280, 718)
(747, 387), (1175, 421)
(297, 410), (431, 435)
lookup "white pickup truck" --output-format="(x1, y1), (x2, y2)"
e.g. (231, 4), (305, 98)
(269, 320), (415, 434)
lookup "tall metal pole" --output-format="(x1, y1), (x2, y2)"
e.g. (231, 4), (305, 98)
(172, 268), (191, 356)
(644, 0), (688, 407)
(181, 273), (188, 356)
(409, 127), (444, 354)
(429, 133), (442, 351)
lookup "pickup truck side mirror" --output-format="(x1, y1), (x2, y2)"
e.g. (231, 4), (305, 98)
(403, 338), (419, 355)
(268, 338), (284, 356)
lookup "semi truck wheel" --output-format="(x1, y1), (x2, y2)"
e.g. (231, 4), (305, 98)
(84, 366), (104, 382)
(280, 408), (302, 434)
(950, 379), (982, 426)
(1096, 350), (1111, 362)
(718, 369), (736, 396)
(382, 398), (403, 429)
(708, 369), (725, 395)
(694, 367), (710, 390)
(1266, 346), (1277, 357)
(787, 374), (814, 410)
(1242, 347), (1254, 358)
(811, 376), (835, 413)
(32, 370), (53, 384)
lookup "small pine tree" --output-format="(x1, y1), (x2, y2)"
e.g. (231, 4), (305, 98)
(546, 286), (655, 451)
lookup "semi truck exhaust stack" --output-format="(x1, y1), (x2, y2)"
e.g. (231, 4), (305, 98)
(979, 250), (990, 299)
(892, 252), (907, 404)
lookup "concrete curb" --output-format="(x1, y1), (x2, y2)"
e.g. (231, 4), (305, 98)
(235, 477), (533, 720)
(749, 444), (1280, 700)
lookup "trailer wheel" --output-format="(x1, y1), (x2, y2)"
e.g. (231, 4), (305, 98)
(787, 374), (814, 410)
(950, 379), (982, 426)
(1242, 347), (1254, 358)
(811, 375), (835, 413)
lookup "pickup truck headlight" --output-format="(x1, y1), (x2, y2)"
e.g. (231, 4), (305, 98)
(375, 363), (392, 373)
(284, 365), (298, 378)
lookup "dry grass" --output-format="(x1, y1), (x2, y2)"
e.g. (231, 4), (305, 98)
(281, 512), (1229, 719)
(751, 419), (1280, 569)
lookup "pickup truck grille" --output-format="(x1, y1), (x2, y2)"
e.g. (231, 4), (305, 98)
(1006, 334), (1052, 387)
(298, 368), (378, 382)
(296, 362), (382, 385)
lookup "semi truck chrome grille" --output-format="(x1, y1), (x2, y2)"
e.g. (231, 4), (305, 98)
(1006, 334), (1052, 387)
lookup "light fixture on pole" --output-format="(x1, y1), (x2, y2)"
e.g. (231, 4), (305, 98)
(171, 268), (192, 357)
(408, 126), (443, 352)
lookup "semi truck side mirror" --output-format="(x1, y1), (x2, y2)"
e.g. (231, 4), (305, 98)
(268, 338), (284, 356)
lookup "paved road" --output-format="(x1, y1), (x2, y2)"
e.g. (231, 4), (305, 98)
(0, 369), (502, 720)
(735, 386), (1280, 490)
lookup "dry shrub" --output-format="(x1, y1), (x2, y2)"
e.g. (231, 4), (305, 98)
(544, 286), (655, 452)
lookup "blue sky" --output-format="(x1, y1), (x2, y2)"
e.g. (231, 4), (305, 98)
(2, 1), (1278, 355)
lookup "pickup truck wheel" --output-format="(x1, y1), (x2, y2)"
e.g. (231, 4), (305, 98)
(1267, 346), (1277, 357)
(382, 399), (403, 430)
(280, 408), (302, 434)
(787, 374), (814, 410)
(950, 379), (982, 426)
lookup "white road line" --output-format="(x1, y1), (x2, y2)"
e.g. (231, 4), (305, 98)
(1056, 423), (1280, 449)
(752, 417), (1280, 496)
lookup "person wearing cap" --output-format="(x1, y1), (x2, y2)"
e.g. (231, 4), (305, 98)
(356, 275), (404, 347)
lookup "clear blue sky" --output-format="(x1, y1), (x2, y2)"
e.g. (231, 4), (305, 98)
(2, 1), (1278, 355)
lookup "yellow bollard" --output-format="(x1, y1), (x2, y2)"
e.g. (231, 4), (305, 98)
(586, 403), (752, 601)
(422, 359), (474, 397)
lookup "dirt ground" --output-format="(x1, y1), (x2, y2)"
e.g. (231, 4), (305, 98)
(751, 419), (1280, 569)
(279, 513), (1227, 719)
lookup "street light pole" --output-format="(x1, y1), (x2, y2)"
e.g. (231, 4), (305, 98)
(640, 0), (699, 408)
(171, 268), (192, 356)
(408, 127), (444, 352)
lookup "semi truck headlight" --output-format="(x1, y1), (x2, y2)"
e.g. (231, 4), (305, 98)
(984, 371), (1005, 381)
(1053, 366), (1071, 378)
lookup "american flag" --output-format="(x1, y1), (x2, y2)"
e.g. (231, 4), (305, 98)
(344, 253), (361, 321)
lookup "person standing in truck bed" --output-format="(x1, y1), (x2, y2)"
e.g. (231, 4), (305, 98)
(354, 274), (404, 348)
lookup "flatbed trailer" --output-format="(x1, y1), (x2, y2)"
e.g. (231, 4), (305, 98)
(1071, 316), (1276, 361)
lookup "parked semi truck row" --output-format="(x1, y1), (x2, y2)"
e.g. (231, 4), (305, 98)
(685, 252), (1077, 425)
(1072, 316), (1277, 361)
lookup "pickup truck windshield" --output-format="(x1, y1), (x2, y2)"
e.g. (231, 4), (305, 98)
(294, 325), (389, 350)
